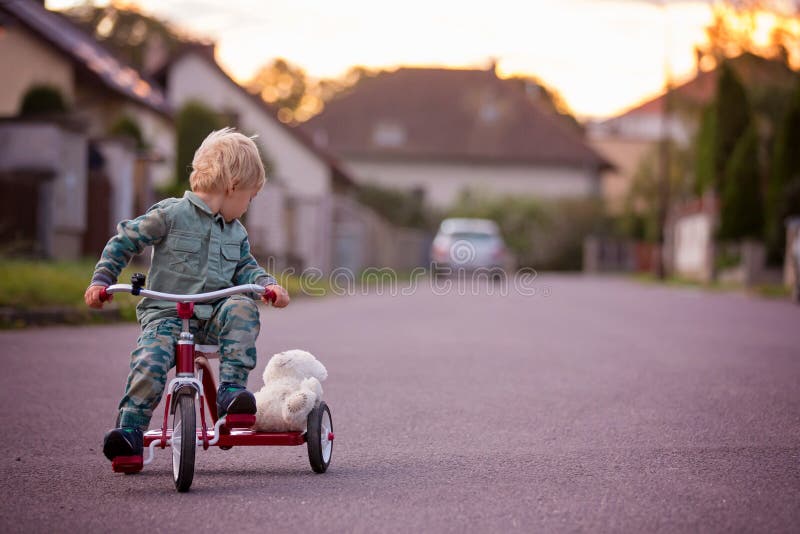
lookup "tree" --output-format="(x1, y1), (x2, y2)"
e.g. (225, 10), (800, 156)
(355, 184), (432, 230)
(246, 60), (378, 124)
(695, 0), (800, 71)
(694, 105), (717, 195)
(161, 100), (224, 198)
(718, 123), (764, 240)
(246, 59), (313, 124)
(713, 63), (753, 193)
(62, 3), (195, 74)
(692, 61), (753, 196)
(766, 81), (800, 258)
(622, 141), (695, 242)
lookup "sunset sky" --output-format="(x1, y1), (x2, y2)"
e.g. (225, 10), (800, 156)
(46, 1), (766, 119)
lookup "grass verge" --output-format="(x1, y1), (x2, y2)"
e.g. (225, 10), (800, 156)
(631, 272), (793, 300)
(0, 258), (330, 328)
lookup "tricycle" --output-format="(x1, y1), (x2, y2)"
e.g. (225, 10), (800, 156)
(100, 274), (334, 492)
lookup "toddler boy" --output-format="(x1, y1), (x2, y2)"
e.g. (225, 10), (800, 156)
(85, 128), (289, 461)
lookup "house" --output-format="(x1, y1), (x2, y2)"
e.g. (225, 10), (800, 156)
(303, 66), (610, 208)
(0, 0), (174, 257)
(588, 53), (797, 213)
(157, 43), (374, 274)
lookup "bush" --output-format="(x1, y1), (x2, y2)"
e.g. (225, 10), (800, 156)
(355, 184), (433, 229)
(447, 190), (608, 270)
(109, 115), (145, 149)
(18, 85), (68, 116)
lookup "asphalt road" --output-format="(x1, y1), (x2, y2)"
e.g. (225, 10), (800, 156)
(1, 274), (799, 533)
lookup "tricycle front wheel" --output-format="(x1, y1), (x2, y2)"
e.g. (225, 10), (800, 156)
(172, 394), (196, 492)
(306, 402), (333, 473)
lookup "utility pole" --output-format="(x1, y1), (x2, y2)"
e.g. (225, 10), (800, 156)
(656, 0), (673, 280)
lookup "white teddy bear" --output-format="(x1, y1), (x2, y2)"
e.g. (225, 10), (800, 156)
(252, 349), (328, 432)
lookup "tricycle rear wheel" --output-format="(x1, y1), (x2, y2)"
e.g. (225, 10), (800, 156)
(172, 394), (196, 492)
(306, 402), (332, 473)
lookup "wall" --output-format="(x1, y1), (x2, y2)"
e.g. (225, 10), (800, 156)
(246, 181), (287, 260)
(590, 113), (690, 144)
(589, 137), (654, 214)
(168, 54), (330, 198)
(332, 194), (429, 272)
(672, 212), (714, 282)
(784, 217), (800, 291)
(96, 138), (136, 232)
(0, 24), (74, 115)
(122, 103), (174, 187)
(167, 53), (334, 271)
(343, 158), (600, 208)
(0, 121), (87, 258)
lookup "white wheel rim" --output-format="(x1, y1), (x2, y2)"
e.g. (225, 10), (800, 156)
(321, 409), (332, 463)
(172, 410), (182, 479)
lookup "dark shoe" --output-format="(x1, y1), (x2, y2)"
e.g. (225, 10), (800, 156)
(103, 427), (143, 461)
(217, 382), (256, 419)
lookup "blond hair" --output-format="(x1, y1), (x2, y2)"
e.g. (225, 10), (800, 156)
(189, 127), (266, 193)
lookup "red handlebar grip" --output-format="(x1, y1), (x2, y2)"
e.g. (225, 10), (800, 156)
(264, 288), (277, 304)
(99, 287), (110, 302)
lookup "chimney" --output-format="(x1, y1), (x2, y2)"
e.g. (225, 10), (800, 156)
(487, 57), (498, 78)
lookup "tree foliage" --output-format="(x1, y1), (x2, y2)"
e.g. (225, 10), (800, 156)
(355, 184), (432, 230)
(247, 59), (312, 124)
(718, 123), (764, 240)
(694, 105), (716, 195)
(695, 0), (800, 71)
(448, 190), (608, 269)
(693, 59), (767, 242)
(766, 81), (800, 257)
(158, 100), (225, 198)
(109, 115), (145, 149)
(621, 141), (695, 242)
(62, 3), (195, 74)
(712, 63), (753, 193)
(246, 59), (378, 124)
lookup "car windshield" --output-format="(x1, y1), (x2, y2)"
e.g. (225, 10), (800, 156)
(449, 232), (496, 242)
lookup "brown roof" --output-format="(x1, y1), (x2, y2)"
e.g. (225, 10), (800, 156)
(164, 43), (354, 188)
(304, 67), (609, 169)
(609, 53), (797, 120)
(1, 0), (170, 116)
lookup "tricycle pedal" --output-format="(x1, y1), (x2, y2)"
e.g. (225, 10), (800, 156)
(223, 414), (256, 429)
(112, 455), (143, 474)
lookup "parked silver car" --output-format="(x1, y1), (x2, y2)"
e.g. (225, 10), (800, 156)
(430, 218), (514, 275)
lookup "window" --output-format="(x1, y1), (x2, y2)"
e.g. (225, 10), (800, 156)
(372, 121), (406, 147)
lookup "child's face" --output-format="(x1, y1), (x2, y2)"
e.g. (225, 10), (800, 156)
(220, 186), (259, 222)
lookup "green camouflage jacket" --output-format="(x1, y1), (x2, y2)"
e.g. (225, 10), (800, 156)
(91, 191), (277, 325)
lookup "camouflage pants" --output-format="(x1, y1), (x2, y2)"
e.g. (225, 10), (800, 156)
(117, 295), (261, 430)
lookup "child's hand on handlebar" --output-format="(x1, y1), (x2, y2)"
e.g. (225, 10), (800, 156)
(263, 284), (289, 308)
(85, 284), (111, 309)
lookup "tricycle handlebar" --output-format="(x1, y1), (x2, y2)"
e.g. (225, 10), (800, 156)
(100, 283), (277, 304)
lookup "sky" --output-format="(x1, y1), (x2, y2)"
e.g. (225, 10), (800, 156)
(47, 0), (724, 119)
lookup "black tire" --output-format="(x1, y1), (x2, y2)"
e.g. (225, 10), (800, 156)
(172, 394), (196, 492)
(306, 402), (333, 473)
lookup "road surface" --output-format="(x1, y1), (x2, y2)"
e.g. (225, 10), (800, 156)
(1, 274), (798, 533)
